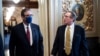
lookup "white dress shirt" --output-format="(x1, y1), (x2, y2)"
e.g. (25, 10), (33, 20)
(23, 23), (33, 46)
(64, 23), (75, 49)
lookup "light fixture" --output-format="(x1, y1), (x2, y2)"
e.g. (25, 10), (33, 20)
(13, 0), (20, 4)
(6, 6), (15, 22)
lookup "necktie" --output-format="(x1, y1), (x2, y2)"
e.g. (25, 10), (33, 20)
(26, 26), (30, 43)
(65, 26), (71, 55)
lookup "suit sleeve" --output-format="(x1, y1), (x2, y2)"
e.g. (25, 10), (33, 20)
(38, 26), (44, 56)
(51, 27), (60, 56)
(9, 28), (16, 56)
(0, 35), (4, 56)
(80, 28), (89, 56)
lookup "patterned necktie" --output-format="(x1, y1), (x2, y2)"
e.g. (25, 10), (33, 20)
(65, 26), (71, 55)
(26, 26), (30, 43)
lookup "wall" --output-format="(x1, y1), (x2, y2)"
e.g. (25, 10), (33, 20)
(38, 0), (49, 56)
(49, 0), (62, 54)
(0, 0), (3, 40)
(3, 7), (39, 25)
(31, 9), (39, 25)
(96, 0), (100, 41)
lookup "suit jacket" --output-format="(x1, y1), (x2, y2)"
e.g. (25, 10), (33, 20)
(0, 35), (4, 56)
(51, 25), (89, 56)
(9, 23), (43, 56)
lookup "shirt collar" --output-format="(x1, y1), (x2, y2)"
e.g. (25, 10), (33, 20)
(68, 23), (74, 29)
(23, 23), (31, 28)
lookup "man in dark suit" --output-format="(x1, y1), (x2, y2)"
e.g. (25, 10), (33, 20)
(51, 11), (89, 56)
(0, 35), (4, 56)
(9, 8), (44, 56)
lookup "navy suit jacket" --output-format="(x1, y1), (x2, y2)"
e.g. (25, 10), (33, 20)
(0, 35), (4, 56)
(51, 25), (89, 56)
(9, 23), (43, 56)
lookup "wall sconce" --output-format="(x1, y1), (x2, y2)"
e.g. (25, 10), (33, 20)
(5, 6), (15, 22)
(13, 0), (20, 4)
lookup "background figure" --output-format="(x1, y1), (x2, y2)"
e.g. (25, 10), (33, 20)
(9, 8), (44, 56)
(0, 34), (4, 56)
(51, 11), (89, 56)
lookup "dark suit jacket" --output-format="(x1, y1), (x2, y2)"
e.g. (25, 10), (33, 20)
(0, 35), (4, 56)
(51, 25), (89, 56)
(9, 23), (43, 56)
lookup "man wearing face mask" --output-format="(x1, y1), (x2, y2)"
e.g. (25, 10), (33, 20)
(9, 8), (44, 56)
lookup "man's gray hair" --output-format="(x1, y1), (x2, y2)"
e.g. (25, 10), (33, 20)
(66, 11), (77, 21)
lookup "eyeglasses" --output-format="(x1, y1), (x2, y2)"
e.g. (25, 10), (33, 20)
(24, 14), (33, 17)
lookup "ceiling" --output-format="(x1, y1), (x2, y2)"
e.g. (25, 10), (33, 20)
(2, 0), (38, 8)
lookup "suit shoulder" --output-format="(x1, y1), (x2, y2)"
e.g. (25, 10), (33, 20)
(12, 23), (23, 29)
(31, 23), (39, 27)
(75, 24), (84, 30)
(31, 23), (40, 28)
(56, 25), (66, 31)
(58, 25), (66, 28)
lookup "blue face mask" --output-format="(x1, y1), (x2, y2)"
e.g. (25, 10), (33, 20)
(25, 16), (32, 24)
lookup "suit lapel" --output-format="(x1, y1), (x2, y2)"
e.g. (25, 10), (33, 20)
(17, 23), (28, 44)
(30, 24), (36, 45)
(62, 25), (76, 45)
(72, 25), (77, 48)
(61, 25), (67, 48)
(62, 25), (78, 52)
(19, 23), (30, 45)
